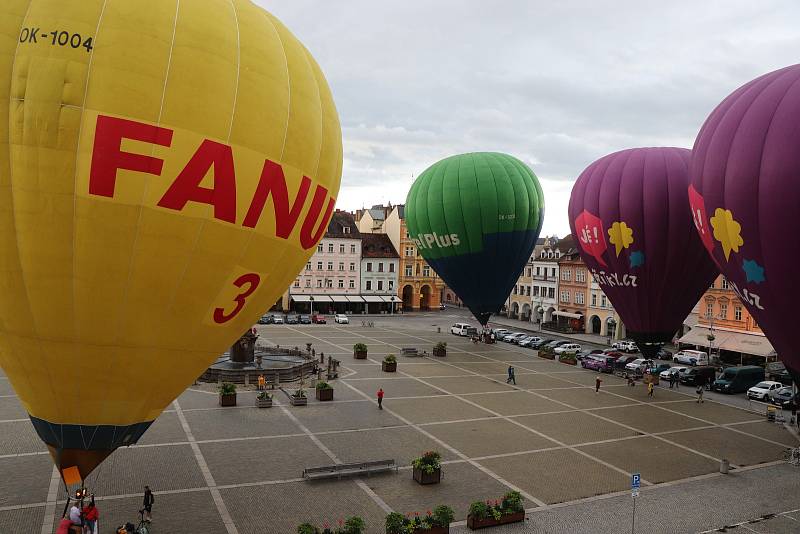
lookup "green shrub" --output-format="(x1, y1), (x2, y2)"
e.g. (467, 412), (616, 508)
(502, 491), (524, 513)
(384, 512), (404, 534)
(342, 516), (366, 534)
(469, 501), (490, 520)
(217, 382), (236, 395)
(434, 341), (447, 351)
(296, 524), (319, 534)
(353, 343), (368, 352)
(257, 391), (271, 400)
(411, 450), (441, 474)
(383, 354), (397, 363)
(315, 381), (332, 390)
(432, 505), (455, 526)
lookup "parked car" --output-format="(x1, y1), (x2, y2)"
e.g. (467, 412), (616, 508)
(712, 365), (765, 394)
(614, 355), (640, 370)
(518, 336), (543, 348)
(299, 314), (312, 324)
(648, 363), (672, 375)
(311, 314), (327, 324)
(543, 340), (570, 350)
(492, 328), (510, 338)
(602, 350), (625, 359)
(257, 314), (272, 325)
(513, 335), (535, 345)
(504, 333), (528, 343)
(575, 349), (594, 361)
(613, 340), (639, 353)
(660, 366), (688, 381)
(530, 338), (551, 349)
(769, 386), (797, 407)
(582, 355), (615, 372)
(673, 349), (708, 366)
(334, 314), (349, 324)
(656, 348), (673, 360)
(439, 303), (446, 310)
(554, 343), (582, 355)
(272, 314), (285, 324)
(625, 358), (654, 374)
(746, 381), (784, 401)
(766, 361), (794, 385)
(680, 366), (717, 387)
(451, 323), (474, 336)
(285, 314), (299, 324)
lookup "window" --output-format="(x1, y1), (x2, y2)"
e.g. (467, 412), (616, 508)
(388, 280), (394, 290)
(705, 302), (713, 318)
(366, 262), (372, 272)
(293, 279), (300, 288)
(317, 279), (323, 288)
(325, 279), (333, 288)
(350, 244), (356, 254)
(536, 267), (541, 276)
(366, 280), (372, 290)
(735, 306), (742, 321)
(305, 279), (311, 288)
(405, 246), (414, 257)
(349, 262), (355, 271)
(405, 265), (413, 276)
(526, 286), (531, 296)
(328, 244), (334, 253)
(540, 251), (546, 258)
(378, 263), (384, 273)
(721, 277), (729, 289)
(317, 243), (323, 253)
(719, 302), (728, 319)
(576, 269), (586, 282)
(317, 261), (323, 270)
(548, 287), (555, 299)
(327, 262), (333, 271)
(526, 268), (531, 277)
(560, 290), (570, 303)
(561, 269), (571, 281)
(389, 263), (395, 273)
(339, 244), (345, 253)
(576, 291), (584, 304)
(338, 262), (344, 271)
(601, 295), (607, 308)
(423, 266), (430, 277)
(378, 281), (383, 291)
(306, 262), (311, 271)
(342, 227), (350, 234)
(349, 279), (355, 289)
(555, 250), (560, 258)
(513, 286), (518, 295)
(752, 317), (758, 328)
(551, 268), (556, 277)
(591, 293), (597, 306)
(548, 251), (553, 258)
(338, 279), (344, 289)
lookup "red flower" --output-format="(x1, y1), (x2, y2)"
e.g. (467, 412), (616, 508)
(426, 510), (432, 516)
(338, 519), (344, 526)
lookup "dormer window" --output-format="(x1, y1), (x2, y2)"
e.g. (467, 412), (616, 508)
(343, 226), (351, 234)
(555, 251), (560, 258)
(540, 251), (545, 258)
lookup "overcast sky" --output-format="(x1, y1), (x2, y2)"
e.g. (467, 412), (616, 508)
(262, 1), (799, 236)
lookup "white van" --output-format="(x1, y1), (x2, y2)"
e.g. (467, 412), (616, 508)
(673, 349), (708, 366)
(450, 323), (474, 336)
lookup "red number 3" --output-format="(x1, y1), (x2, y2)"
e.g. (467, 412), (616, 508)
(213, 273), (261, 324)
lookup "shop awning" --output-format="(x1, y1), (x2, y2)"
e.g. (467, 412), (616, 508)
(329, 295), (350, 303)
(311, 295), (333, 303)
(362, 295), (385, 303)
(677, 326), (732, 348)
(291, 295), (311, 302)
(346, 296), (365, 303)
(719, 332), (775, 357)
(553, 311), (582, 319)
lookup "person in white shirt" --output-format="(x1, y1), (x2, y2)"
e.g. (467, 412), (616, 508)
(69, 504), (81, 524)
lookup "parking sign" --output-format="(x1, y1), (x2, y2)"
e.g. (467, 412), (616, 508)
(631, 473), (640, 497)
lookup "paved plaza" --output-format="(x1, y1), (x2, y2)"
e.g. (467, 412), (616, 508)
(0, 313), (798, 533)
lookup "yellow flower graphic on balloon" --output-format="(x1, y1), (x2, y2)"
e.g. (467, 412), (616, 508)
(608, 221), (634, 257)
(709, 208), (744, 260)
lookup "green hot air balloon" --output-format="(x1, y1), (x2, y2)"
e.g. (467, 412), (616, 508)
(406, 153), (545, 325)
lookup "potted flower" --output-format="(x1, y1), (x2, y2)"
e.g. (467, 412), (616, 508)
(255, 390), (272, 408)
(412, 451), (442, 485)
(315, 381), (334, 401)
(538, 346), (555, 360)
(558, 352), (577, 365)
(466, 491), (525, 529)
(433, 342), (447, 357)
(354, 343), (368, 359)
(291, 379), (308, 406)
(297, 516), (365, 534)
(382, 354), (397, 372)
(386, 506), (454, 534)
(218, 382), (237, 407)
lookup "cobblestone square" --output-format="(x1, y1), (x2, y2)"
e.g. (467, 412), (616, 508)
(515, 410), (640, 445)
(423, 418), (559, 457)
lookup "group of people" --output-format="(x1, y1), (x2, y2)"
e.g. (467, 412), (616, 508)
(57, 486), (154, 534)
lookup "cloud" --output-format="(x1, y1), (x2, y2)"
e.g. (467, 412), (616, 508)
(259, 0), (800, 236)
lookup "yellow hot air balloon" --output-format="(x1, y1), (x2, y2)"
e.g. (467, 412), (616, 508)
(0, 0), (341, 482)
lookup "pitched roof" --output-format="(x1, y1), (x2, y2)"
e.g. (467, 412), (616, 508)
(361, 233), (399, 258)
(326, 211), (361, 238)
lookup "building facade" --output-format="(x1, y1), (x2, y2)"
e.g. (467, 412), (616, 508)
(509, 259), (533, 321)
(360, 233), (400, 313)
(531, 236), (564, 324)
(678, 275), (775, 366)
(585, 276), (626, 340)
(553, 236), (589, 332)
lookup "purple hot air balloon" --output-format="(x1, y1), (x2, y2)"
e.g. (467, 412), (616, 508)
(569, 147), (719, 358)
(689, 64), (800, 381)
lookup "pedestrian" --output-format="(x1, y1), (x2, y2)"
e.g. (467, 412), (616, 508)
(696, 383), (704, 403)
(142, 485), (154, 522)
(68, 503), (81, 527)
(506, 366), (516, 385)
(674, 374), (680, 389)
(647, 381), (654, 398)
(595, 376), (602, 393)
(627, 375), (635, 387)
(377, 388), (384, 410)
(668, 373), (675, 389)
(81, 496), (99, 534)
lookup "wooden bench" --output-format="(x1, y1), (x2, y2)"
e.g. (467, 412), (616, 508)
(400, 347), (419, 356)
(302, 459), (397, 480)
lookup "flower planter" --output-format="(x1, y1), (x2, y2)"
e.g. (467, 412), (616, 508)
(315, 388), (334, 401)
(354, 350), (368, 359)
(219, 393), (237, 407)
(433, 348), (447, 357)
(466, 512), (525, 530)
(413, 466), (441, 485)
(408, 527), (448, 534)
(290, 395), (307, 406)
(538, 352), (555, 360)
(382, 361), (397, 372)
(558, 356), (577, 366)
(255, 397), (272, 408)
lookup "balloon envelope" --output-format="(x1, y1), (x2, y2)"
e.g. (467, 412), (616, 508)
(689, 64), (800, 378)
(405, 153), (544, 325)
(568, 147), (718, 357)
(1, 0), (341, 480)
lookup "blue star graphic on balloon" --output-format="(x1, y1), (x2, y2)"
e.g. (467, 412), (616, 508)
(629, 250), (645, 268)
(742, 259), (765, 284)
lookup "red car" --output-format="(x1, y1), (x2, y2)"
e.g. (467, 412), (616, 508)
(312, 314), (327, 324)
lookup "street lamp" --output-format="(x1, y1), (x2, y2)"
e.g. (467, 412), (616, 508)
(309, 295), (314, 317)
(705, 311), (716, 366)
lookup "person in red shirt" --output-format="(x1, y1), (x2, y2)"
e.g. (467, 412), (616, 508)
(81, 496), (99, 534)
(377, 388), (384, 410)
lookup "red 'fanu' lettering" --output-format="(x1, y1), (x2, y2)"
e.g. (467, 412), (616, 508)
(88, 115), (336, 249)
